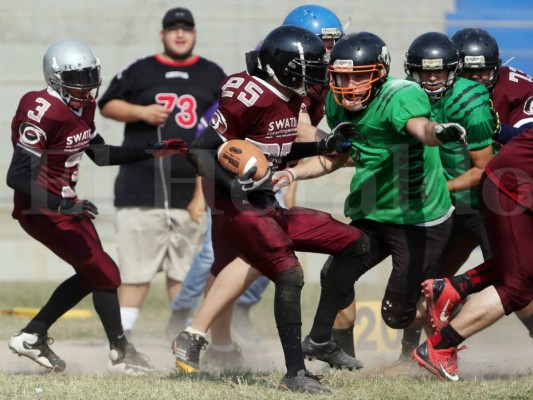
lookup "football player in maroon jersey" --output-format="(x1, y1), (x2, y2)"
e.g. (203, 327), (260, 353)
(172, 25), (368, 394)
(421, 28), (533, 342)
(6, 39), (187, 374)
(413, 127), (533, 381)
(281, 4), (362, 363)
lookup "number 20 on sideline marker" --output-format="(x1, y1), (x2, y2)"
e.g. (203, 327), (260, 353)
(355, 301), (401, 353)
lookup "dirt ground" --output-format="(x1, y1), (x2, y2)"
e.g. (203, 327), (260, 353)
(1, 313), (531, 379)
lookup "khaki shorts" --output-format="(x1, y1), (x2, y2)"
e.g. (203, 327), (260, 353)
(116, 207), (208, 284)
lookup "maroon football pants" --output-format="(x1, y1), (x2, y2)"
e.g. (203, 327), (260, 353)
(18, 213), (121, 290)
(479, 175), (533, 314)
(210, 206), (363, 280)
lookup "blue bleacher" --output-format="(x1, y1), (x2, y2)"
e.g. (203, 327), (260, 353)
(446, 0), (533, 74)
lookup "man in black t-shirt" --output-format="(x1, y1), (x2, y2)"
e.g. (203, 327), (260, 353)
(98, 7), (225, 338)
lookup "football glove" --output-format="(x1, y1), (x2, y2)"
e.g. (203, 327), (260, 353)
(57, 198), (99, 220)
(434, 123), (467, 145)
(230, 167), (272, 194)
(148, 139), (188, 158)
(272, 168), (296, 192)
(318, 122), (358, 155)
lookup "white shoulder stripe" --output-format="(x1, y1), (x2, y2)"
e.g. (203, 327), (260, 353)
(16, 142), (42, 158)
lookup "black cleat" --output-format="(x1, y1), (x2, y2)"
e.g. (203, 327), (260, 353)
(172, 330), (208, 373)
(8, 331), (66, 371)
(302, 335), (363, 370)
(108, 342), (155, 375)
(279, 369), (332, 395)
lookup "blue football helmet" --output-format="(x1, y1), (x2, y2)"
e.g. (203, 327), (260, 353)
(283, 4), (343, 40)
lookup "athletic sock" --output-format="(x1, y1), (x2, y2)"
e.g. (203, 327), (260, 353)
(450, 259), (496, 299)
(431, 325), (465, 349)
(93, 289), (124, 347)
(120, 307), (139, 332)
(209, 342), (236, 352)
(517, 313), (533, 339)
(185, 326), (207, 337)
(309, 287), (347, 343)
(332, 326), (355, 357)
(401, 327), (422, 357)
(25, 275), (90, 335)
(278, 323), (305, 377)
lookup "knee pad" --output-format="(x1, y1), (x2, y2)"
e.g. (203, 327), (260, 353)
(381, 292), (417, 329)
(273, 267), (304, 327)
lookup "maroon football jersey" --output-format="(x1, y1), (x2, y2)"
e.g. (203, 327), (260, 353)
(11, 88), (97, 217)
(486, 128), (533, 211)
(211, 71), (303, 173)
(493, 66), (533, 127)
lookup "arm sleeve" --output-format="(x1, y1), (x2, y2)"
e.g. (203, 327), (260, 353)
(284, 141), (324, 161)
(85, 133), (152, 166)
(187, 125), (234, 190)
(6, 145), (64, 210)
(496, 122), (533, 145)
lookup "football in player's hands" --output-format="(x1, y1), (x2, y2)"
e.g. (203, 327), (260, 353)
(217, 139), (269, 181)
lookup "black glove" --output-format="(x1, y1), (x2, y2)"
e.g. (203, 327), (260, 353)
(148, 139), (188, 158)
(58, 198), (99, 220)
(230, 167), (272, 196)
(317, 122), (358, 155)
(434, 123), (467, 145)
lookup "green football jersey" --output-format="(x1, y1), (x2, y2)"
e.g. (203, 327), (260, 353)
(326, 77), (451, 225)
(431, 77), (493, 209)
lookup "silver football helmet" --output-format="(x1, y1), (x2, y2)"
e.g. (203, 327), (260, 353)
(43, 39), (101, 108)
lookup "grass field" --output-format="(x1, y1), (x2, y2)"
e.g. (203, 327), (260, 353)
(0, 280), (531, 400)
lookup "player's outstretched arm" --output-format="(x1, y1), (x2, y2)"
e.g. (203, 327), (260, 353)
(85, 134), (187, 166)
(407, 118), (467, 146)
(272, 152), (349, 192)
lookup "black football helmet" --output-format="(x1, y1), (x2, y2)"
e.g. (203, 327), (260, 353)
(328, 32), (391, 111)
(258, 25), (328, 96)
(404, 32), (461, 101)
(451, 28), (501, 90)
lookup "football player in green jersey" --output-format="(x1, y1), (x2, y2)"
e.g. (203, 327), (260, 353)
(272, 32), (467, 365)
(400, 32), (494, 359)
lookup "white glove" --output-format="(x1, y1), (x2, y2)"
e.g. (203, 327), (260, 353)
(272, 168), (296, 192)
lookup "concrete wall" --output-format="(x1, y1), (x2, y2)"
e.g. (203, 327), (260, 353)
(0, 0), (460, 282)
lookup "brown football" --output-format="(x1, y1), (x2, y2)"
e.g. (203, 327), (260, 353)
(217, 139), (269, 180)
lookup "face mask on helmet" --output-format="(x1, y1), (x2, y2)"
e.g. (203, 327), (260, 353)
(451, 28), (501, 91)
(405, 32), (461, 101)
(409, 60), (459, 101)
(328, 32), (390, 111)
(259, 25), (329, 96)
(43, 39), (102, 108)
